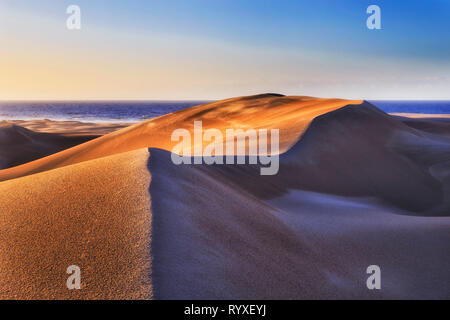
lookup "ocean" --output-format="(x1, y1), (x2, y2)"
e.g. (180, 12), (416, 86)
(0, 100), (449, 123)
(0, 101), (209, 123)
(369, 100), (450, 114)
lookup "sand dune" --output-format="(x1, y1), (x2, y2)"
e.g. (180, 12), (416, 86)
(143, 102), (450, 299)
(394, 116), (450, 136)
(1, 94), (449, 299)
(147, 102), (450, 299)
(148, 148), (450, 299)
(0, 94), (362, 182)
(198, 102), (450, 214)
(0, 149), (152, 299)
(249, 102), (450, 213)
(0, 123), (96, 170)
(279, 103), (450, 213)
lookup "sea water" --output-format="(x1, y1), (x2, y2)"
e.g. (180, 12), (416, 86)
(0, 100), (449, 123)
(0, 101), (209, 123)
(369, 100), (450, 114)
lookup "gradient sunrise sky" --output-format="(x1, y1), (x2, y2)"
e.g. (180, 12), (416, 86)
(0, 0), (449, 100)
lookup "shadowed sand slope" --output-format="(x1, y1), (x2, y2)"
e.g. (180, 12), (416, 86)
(147, 149), (368, 299)
(143, 101), (450, 298)
(279, 102), (450, 213)
(205, 102), (450, 214)
(145, 104), (450, 298)
(1, 95), (450, 299)
(0, 149), (152, 299)
(147, 148), (450, 299)
(0, 124), (96, 170)
(0, 94), (362, 182)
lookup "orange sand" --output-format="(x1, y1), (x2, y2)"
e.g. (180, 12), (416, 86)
(0, 95), (362, 182)
(1, 94), (449, 300)
(0, 149), (152, 299)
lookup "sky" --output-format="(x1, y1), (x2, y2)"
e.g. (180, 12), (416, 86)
(0, 0), (449, 100)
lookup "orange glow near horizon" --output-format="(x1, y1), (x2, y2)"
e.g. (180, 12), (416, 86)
(1, 2), (449, 101)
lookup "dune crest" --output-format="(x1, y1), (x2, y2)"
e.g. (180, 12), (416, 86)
(0, 95), (362, 182)
(0, 149), (152, 299)
(1, 94), (450, 299)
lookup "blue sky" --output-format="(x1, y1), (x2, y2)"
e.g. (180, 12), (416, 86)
(1, 0), (449, 99)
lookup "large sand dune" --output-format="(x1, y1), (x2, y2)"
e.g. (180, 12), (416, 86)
(148, 148), (450, 299)
(0, 149), (152, 299)
(211, 102), (450, 214)
(0, 94), (361, 182)
(1, 94), (449, 299)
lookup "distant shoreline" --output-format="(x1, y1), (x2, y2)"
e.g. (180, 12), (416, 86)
(390, 113), (450, 119)
(2, 111), (450, 134)
(1, 100), (449, 123)
(0, 119), (131, 136)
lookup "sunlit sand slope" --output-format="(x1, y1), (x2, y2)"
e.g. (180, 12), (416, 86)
(0, 94), (362, 181)
(0, 149), (152, 299)
(1, 95), (449, 299)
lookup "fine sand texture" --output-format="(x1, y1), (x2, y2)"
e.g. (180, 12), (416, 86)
(0, 149), (152, 299)
(1, 94), (450, 299)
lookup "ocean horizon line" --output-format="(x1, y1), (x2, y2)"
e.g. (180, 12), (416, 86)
(1, 99), (450, 124)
